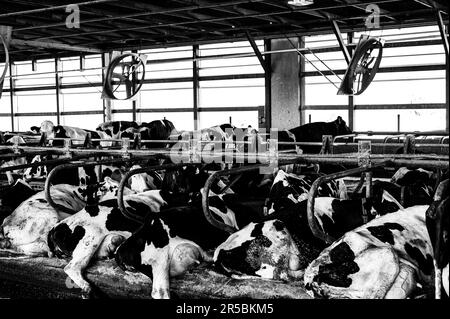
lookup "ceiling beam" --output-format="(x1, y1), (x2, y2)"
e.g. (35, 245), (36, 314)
(10, 38), (102, 53)
(413, 0), (448, 12)
(0, 0), (119, 19)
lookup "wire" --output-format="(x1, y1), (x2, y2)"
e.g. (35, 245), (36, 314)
(283, 34), (341, 90)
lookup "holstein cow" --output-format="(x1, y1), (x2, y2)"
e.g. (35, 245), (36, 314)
(391, 167), (438, 206)
(425, 179), (449, 297)
(39, 120), (112, 148)
(114, 201), (213, 299)
(0, 179), (36, 224)
(278, 116), (352, 153)
(1, 154), (47, 185)
(113, 166), (262, 298)
(304, 203), (437, 299)
(120, 119), (176, 148)
(47, 165), (230, 298)
(0, 177), (137, 257)
(170, 124), (237, 157)
(1, 156), (27, 184)
(96, 121), (140, 140)
(213, 170), (406, 280)
(213, 219), (303, 281)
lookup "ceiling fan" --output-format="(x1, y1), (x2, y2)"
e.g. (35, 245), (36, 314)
(338, 35), (384, 95)
(102, 52), (147, 100)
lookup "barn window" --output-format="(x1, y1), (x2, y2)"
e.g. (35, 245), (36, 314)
(198, 41), (264, 129)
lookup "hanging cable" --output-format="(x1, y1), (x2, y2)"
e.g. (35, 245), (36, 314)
(283, 34), (340, 90)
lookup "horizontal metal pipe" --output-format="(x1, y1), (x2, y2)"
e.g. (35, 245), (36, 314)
(1, 145), (448, 166)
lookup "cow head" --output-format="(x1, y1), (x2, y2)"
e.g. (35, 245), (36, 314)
(333, 116), (352, 135)
(213, 219), (301, 280)
(127, 165), (160, 193)
(391, 167), (435, 206)
(363, 181), (404, 216)
(161, 165), (209, 197)
(23, 155), (47, 180)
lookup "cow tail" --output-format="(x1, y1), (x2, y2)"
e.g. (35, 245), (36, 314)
(47, 228), (56, 257)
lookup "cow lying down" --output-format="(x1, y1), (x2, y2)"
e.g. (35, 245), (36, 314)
(304, 204), (434, 299)
(0, 177), (134, 256)
(212, 170), (405, 281)
(48, 190), (213, 299)
(213, 219), (303, 281)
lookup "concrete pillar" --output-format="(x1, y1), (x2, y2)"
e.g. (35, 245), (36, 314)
(270, 38), (300, 130)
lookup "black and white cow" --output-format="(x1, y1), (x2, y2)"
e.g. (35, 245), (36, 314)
(213, 219), (303, 281)
(390, 167), (437, 206)
(39, 120), (112, 148)
(46, 165), (229, 298)
(96, 121), (140, 140)
(120, 119), (177, 148)
(425, 179), (449, 298)
(1, 156), (27, 184)
(0, 177), (138, 257)
(1, 154), (47, 185)
(47, 188), (169, 297)
(0, 179), (36, 223)
(304, 204), (435, 299)
(114, 201), (214, 299)
(212, 170), (406, 280)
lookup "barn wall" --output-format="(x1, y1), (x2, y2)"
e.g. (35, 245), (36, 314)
(270, 38), (300, 130)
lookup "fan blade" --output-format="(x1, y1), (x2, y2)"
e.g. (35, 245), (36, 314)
(112, 72), (127, 81)
(124, 79), (133, 97)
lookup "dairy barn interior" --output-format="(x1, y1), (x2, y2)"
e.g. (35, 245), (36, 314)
(0, 0), (448, 301)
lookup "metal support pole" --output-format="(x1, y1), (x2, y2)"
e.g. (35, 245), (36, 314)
(263, 39), (272, 130)
(299, 36), (306, 126)
(245, 30), (269, 73)
(193, 45), (200, 130)
(348, 32), (355, 130)
(55, 58), (61, 125)
(331, 20), (351, 65)
(131, 50), (138, 122)
(436, 10), (449, 57)
(8, 62), (15, 131)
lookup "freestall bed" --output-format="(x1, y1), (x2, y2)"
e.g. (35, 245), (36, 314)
(0, 250), (311, 299)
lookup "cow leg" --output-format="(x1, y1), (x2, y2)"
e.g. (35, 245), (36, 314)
(64, 234), (103, 299)
(443, 263), (449, 297)
(16, 241), (49, 256)
(6, 172), (14, 184)
(384, 263), (417, 299)
(142, 245), (171, 299)
(95, 234), (126, 259)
